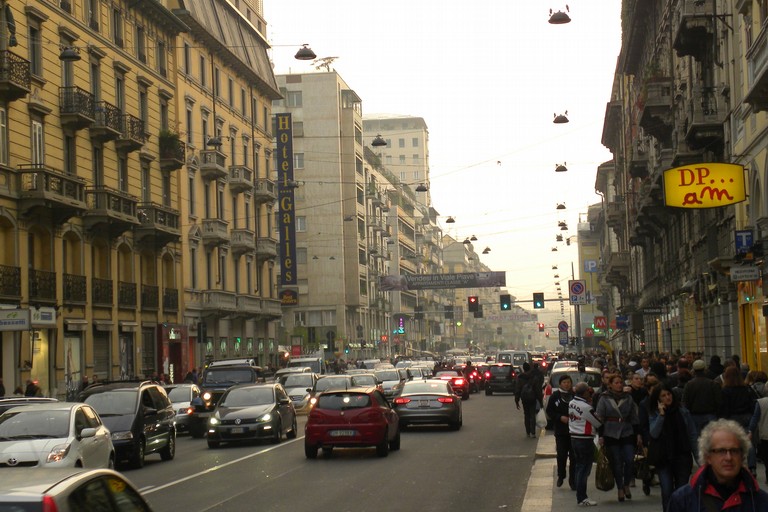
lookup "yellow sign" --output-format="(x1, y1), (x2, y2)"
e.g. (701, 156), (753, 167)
(663, 163), (746, 208)
(599, 340), (613, 354)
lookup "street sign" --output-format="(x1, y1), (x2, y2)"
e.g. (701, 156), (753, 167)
(558, 320), (569, 332)
(616, 315), (629, 329)
(558, 331), (568, 346)
(585, 328), (594, 337)
(730, 265), (760, 282)
(594, 316), (607, 329)
(569, 280), (587, 305)
(735, 230), (753, 254)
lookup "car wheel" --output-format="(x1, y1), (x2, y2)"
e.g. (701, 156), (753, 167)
(287, 416), (298, 439)
(450, 415), (462, 431)
(207, 439), (220, 449)
(389, 430), (401, 451)
(376, 435), (390, 458)
(160, 431), (176, 461)
(130, 439), (145, 469)
(272, 420), (282, 444)
(305, 443), (318, 459)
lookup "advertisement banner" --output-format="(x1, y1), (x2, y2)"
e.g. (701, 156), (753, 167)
(379, 271), (506, 291)
(663, 163), (746, 208)
(276, 112), (297, 286)
(0, 309), (30, 331)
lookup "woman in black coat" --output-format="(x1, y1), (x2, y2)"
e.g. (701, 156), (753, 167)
(546, 374), (575, 489)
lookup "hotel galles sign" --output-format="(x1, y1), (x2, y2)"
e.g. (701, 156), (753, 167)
(663, 163), (746, 209)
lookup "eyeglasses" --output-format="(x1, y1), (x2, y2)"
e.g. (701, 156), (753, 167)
(709, 448), (742, 457)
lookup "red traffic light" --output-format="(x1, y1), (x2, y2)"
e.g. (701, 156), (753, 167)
(467, 296), (479, 312)
(538, 323), (545, 332)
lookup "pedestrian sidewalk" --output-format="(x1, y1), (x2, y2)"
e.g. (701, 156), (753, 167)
(523, 430), (768, 512)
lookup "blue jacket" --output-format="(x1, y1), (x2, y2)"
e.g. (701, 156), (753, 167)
(668, 464), (768, 512)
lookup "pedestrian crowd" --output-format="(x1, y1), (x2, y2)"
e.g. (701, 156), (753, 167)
(540, 351), (768, 510)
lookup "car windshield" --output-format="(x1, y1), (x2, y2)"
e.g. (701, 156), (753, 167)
(375, 371), (400, 381)
(403, 381), (448, 394)
(552, 371), (601, 389)
(316, 393), (371, 410)
(0, 410), (70, 439)
(221, 387), (274, 407)
(282, 374), (314, 388)
(203, 369), (254, 384)
(166, 387), (191, 403)
(315, 377), (351, 392)
(512, 354), (528, 366)
(84, 390), (137, 416)
(435, 371), (459, 378)
(351, 375), (377, 387)
(489, 366), (512, 376)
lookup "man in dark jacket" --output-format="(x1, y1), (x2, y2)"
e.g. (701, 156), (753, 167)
(669, 419), (768, 511)
(546, 374), (575, 489)
(682, 359), (722, 439)
(515, 363), (542, 438)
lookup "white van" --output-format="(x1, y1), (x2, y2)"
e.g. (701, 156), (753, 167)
(496, 351), (531, 369)
(287, 357), (327, 375)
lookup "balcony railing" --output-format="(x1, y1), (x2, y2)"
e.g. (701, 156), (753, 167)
(92, 277), (113, 306)
(199, 149), (228, 180)
(163, 288), (179, 311)
(231, 228), (255, 255)
(29, 269), (56, 302)
(135, 203), (181, 246)
(0, 50), (31, 102)
(115, 114), (146, 152)
(200, 290), (237, 314)
(17, 164), (87, 221)
(684, 86), (724, 150)
(0, 264), (20, 298)
(63, 273), (86, 304)
(253, 178), (277, 204)
(236, 295), (263, 315)
(91, 101), (122, 141)
(141, 284), (159, 310)
(228, 165), (253, 193)
(84, 187), (139, 235)
(202, 218), (230, 246)
(159, 136), (185, 172)
(255, 237), (277, 260)
(59, 86), (95, 129)
(118, 281), (137, 308)
(673, 0), (715, 60)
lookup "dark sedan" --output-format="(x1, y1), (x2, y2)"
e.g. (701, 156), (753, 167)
(207, 383), (298, 448)
(434, 370), (470, 399)
(393, 379), (462, 430)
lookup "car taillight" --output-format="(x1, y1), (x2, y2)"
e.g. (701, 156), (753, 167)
(437, 397), (454, 403)
(393, 397), (411, 404)
(484, 371), (491, 379)
(454, 378), (465, 386)
(42, 495), (58, 512)
(472, 371), (478, 377)
(186, 407), (194, 414)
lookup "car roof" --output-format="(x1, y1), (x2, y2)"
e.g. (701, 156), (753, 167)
(3, 402), (81, 414)
(318, 386), (377, 395)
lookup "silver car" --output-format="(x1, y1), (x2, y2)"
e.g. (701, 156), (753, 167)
(165, 383), (201, 433)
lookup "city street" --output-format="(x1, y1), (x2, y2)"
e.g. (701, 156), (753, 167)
(128, 393), (533, 512)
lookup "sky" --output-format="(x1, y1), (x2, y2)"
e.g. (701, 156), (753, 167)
(265, 1), (623, 321)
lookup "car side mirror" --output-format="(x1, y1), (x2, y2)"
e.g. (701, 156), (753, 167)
(78, 427), (97, 440)
(279, 397), (290, 405)
(143, 407), (158, 417)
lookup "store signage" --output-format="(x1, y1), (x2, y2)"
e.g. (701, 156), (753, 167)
(0, 309), (30, 331)
(276, 112), (297, 286)
(663, 163), (746, 209)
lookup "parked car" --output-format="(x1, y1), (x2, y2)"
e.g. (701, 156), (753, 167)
(207, 383), (297, 448)
(279, 372), (318, 414)
(0, 397), (58, 415)
(79, 381), (176, 469)
(484, 363), (517, 396)
(0, 468), (154, 511)
(548, 366), (602, 392)
(434, 370), (470, 399)
(164, 383), (201, 433)
(0, 402), (115, 469)
(393, 379), (462, 430)
(374, 369), (405, 401)
(304, 387), (400, 458)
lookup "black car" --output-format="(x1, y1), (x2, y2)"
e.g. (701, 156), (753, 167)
(484, 363), (516, 395)
(79, 381), (176, 469)
(206, 383), (298, 448)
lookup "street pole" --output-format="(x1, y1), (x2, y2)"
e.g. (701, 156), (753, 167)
(572, 262), (584, 355)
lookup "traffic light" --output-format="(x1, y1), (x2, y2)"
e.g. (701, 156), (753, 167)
(538, 322), (545, 332)
(468, 296), (479, 312)
(533, 292), (544, 309)
(545, 331), (550, 337)
(444, 305), (454, 319)
(500, 294), (511, 311)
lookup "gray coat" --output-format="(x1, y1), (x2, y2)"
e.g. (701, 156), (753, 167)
(595, 392), (638, 440)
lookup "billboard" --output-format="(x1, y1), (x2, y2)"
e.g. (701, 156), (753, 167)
(275, 113), (297, 287)
(379, 271), (506, 291)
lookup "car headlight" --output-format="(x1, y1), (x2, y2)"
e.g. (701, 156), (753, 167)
(259, 413), (272, 422)
(209, 417), (219, 425)
(111, 431), (134, 441)
(46, 444), (70, 463)
(202, 392), (212, 401)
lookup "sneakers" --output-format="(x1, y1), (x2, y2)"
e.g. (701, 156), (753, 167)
(578, 499), (597, 507)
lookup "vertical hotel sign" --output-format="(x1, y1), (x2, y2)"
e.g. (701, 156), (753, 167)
(276, 113), (298, 305)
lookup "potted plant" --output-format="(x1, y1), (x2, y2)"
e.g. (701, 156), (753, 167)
(158, 129), (180, 156)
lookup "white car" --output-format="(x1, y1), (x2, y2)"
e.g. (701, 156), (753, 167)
(165, 383), (201, 433)
(0, 402), (114, 468)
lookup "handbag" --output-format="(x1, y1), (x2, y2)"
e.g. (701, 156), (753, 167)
(595, 446), (615, 492)
(535, 408), (547, 429)
(634, 448), (651, 481)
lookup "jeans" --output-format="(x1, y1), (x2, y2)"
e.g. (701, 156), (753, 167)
(555, 434), (575, 487)
(657, 454), (693, 512)
(572, 437), (595, 504)
(522, 400), (537, 436)
(606, 440), (635, 490)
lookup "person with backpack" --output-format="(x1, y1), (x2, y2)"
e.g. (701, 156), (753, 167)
(515, 362), (543, 438)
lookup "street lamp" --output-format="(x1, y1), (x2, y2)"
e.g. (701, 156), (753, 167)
(555, 163), (568, 172)
(294, 44), (316, 60)
(548, 7), (571, 24)
(553, 111), (569, 123)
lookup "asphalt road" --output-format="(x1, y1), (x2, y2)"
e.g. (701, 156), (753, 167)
(125, 390), (536, 512)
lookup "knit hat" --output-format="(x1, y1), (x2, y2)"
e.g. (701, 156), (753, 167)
(692, 359), (706, 371)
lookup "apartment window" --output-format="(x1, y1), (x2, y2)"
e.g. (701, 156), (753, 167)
(296, 248), (307, 265)
(199, 55), (207, 87)
(400, 171), (407, 181)
(31, 119), (44, 165)
(385, 155), (392, 165)
(112, 8), (123, 47)
(214, 67), (220, 98)
(242, 139), (249, 167)
(217, 188), (224, 219)
(205, 251), (212, 289)
(141, 162), (151, 201)
(162, 173), (171, 207)
(139, 87), (148, 132)
(296, 216), (306, 232)
(412, 154), (419, 164)
(89, 60), (101, 100)
(385, 139), (391, 148)
(246, 261), (252, 293)
(203, 182), (211, 217)
(398, 138), (405, 148)
(218, 252), (226, 288)
(118, 156), (128, 192)
(60, 0), (72, 13)
(135, 25), (146, 62)
(183, 43), (191, 74)
(157, 40), (167, 77)
(245, 200), (251, 229)
(186, 107), (193, 144)
(87, 0), (99, 30)
(228, 78), (234, 107)
(285, 91), (302, 107)
(0, 108), (7, 165)
(413, 171), (421, 181)
(28, 22), (42, 76)
(412, 138), (419, 147)
(293, 121), (304, 137)
(230, 133), (236, 165)
(241, 88), (246, 115)
(399, 155), (405, 164)
(263, 106), (268, 130)
(232, 196), (238, 229)
(190, 247), (198, 289)
(294, 153), (304, 169)
(202, 115), (209, 145)
(160, 97), (169, 131)
(63, 134), (76, 175)
(115, 72), (125, 111)
(92, 145), (104, 187)
(188, 174), (196, 216)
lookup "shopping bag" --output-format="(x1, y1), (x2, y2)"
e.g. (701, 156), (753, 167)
(634, 448), (651, 481)
(535, 408), (547, 429)
(595, 446), (615, 492)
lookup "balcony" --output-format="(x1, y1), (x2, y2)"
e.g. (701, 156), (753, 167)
(255, 237), (277, 260)
(135, 203), (181, 247)
(202, 218), (230, 246)
(604, 251), (631, 287)
(0, 51), (30, 102)
(673, 0), (714, 61)
(163, 288), (179, 312)
(118, 281), (137, 309)
(63, 273), (86, 304)
(159, 134), (185, 172)
(29, 269), (56, 303)
(253, 178), (277, 204)
(606, 197), (626, 231)
(90, 101), (122, 141)
(115, 114), (146, 152)
(236, 294), (263, 316)
(228, 165), (253, 193)
(59, 86), (95, 130)
(262, 298), (282, 318)
(92, 278), (113, 307)
(684, 86), (724, 150)
(17, 164), (87, 222)
(199, 290), (237, 316)
(0, 264), (20, 299)
(141, 284), (159, 311)
(629, 144), (649, 179)
(745, 23), (768, 112)
(638, 78), (674, 143)
(231, 228), (255, 255)
(199, 149), (228, 180)
(83, 187), (139, 236)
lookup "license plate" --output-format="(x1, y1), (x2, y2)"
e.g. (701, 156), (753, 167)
(329, 430), (356, 437)
(418, 400), (430, 407)
(230, 427), (245, 434)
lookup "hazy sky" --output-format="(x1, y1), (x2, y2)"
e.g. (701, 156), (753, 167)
(265, 1), (623, 318)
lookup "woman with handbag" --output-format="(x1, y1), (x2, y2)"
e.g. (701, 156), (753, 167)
(648, 383), (698, 512)
(596, 373), (641, 502)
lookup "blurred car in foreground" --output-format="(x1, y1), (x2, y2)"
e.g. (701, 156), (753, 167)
(164, 383), (201, 433)
(434, 370), (470, 400)
(304, 387), (400, 459)
(484, 363), (517, 396)
(393, 380), (462, 430)
(0, 468), (153, 511)
(0, 402), (114, 469)
(0, 397), (58, 415)
(207, 383), (297, 448)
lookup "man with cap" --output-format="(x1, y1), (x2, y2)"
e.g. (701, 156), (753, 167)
(682, 359), (722, 442)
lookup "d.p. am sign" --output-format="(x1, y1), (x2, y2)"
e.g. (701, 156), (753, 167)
(663, 163), (746, 209)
